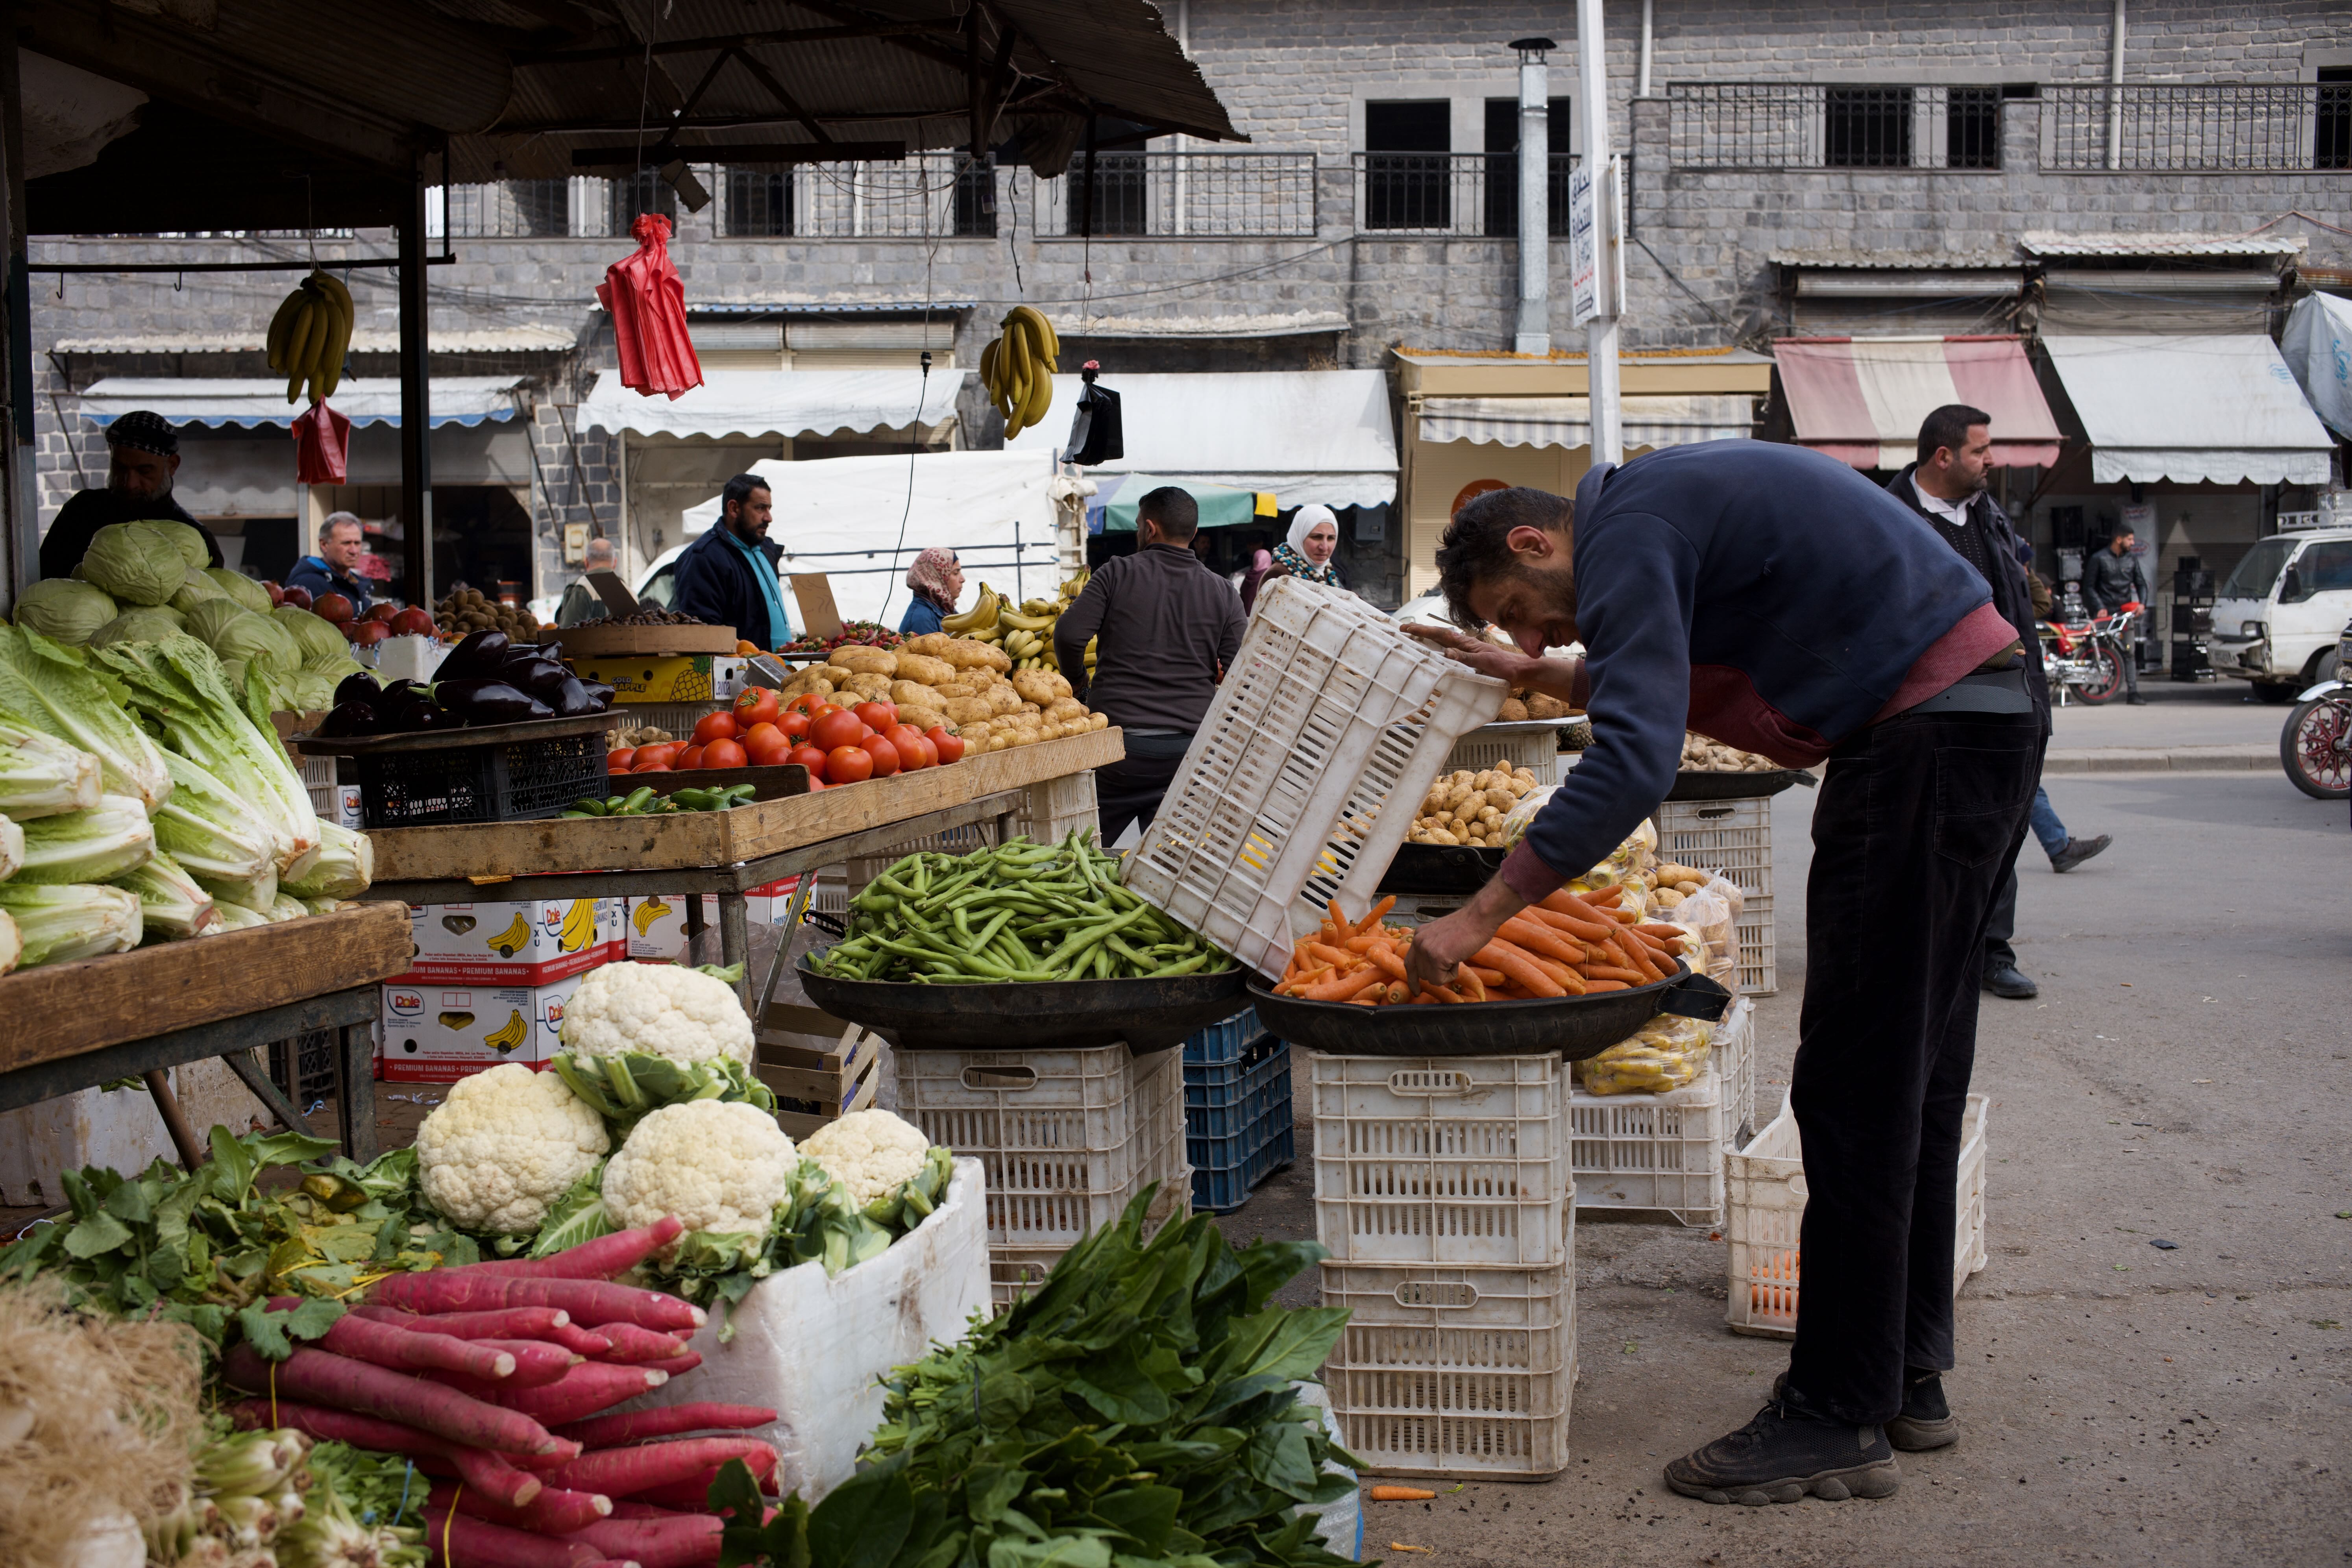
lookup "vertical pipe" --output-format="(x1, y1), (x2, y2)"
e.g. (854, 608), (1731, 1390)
(1514, 51), (1551, 354)
(1638, 0), (1655, 98)
(2106, 0), (2126, 172)
(142, 1069), (207, 1171)
(1171, 0), (1190, 235)
(1, 27), (34, 610)
(399, 165), (435, 609)
(1579, 0), (1623, 464)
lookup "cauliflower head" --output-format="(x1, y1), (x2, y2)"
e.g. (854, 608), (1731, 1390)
(601, 1098), (799, 1235)
(798, 1108), (932, 1209)
(561, 961), (754, 1068)
(415, 1063), (610, 1234)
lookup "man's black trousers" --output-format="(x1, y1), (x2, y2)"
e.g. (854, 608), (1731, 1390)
(1786, 706), (2040, 1424)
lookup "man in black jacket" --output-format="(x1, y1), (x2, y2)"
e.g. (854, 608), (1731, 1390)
(40, 410), (223, 579)
(672, 473), (790, 647)
(1054, 486), (1246, 844)
(2082, 528), (2152, 704)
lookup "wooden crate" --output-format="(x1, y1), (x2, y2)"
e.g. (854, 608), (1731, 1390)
(758, 1002), (885, 1138)
(542, 623), (742, 656)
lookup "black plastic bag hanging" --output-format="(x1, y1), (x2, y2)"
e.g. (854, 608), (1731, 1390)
(1066, 363), (1123, 465)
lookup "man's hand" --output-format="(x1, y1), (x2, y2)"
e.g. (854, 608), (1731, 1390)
(1402, 624), (1586, 707)
(1402, 877), (1528, 994)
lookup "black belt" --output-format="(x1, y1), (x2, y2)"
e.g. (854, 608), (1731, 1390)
(1902, 667), (2035, 717)
(1121, 731), (1195, 760)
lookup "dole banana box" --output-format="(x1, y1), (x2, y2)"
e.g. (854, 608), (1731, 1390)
(374, 972), (583, 1084)
(404, 897), (624, 984)
(625, 877), (808, 962)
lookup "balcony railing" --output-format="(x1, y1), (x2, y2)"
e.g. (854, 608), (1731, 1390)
(1668, 82), (2008, 171)
(1031, 152), (1317, 239)
(2041, 83), (2352, 172)
(1348, 152), (1579, 237)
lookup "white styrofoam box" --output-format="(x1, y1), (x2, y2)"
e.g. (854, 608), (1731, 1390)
(0, 1058), (274, 1204)
(1735, 893), (1777, 997)
(986, 1163), (1193, 1307)
(375, 971), (585, 1083)
(373, 634), (444, 685)
(1442, 721), (1565, 786)
(618, 1158), (988, 1503)
(1725, 1094), (1990, 1339)
(403, 897), (624, 984)
(1289, 1382), (1364, 1561)
(1568, 1077), (1727, 1226)
(1656, 795), (1773, 901)
(1125, 577), (1506, 978)
(1321, 1248), (1577, 1481)
(1310, 1055), (1568, 1267)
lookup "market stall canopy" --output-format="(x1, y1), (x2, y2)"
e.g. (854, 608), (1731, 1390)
(680, 450), (1061, 627)
(1002, 370), (1398, 508)
(75, 377), (525, 429)
(1775, 336), (2062, 470)
(1088, 474), (1270, 533)
(2040, 335), (2337, 486)
(1414, 395), (1756, 452)
(580, 369), (959, 442)
(2282, 293), (2352, 440)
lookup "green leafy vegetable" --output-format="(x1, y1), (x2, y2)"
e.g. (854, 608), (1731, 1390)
(0, 626), (173, 810)
(203, 568), (275, 615)
(115, 849), (219, 940)
(0, 882), (142, 965)
(0, 722), (101, 822)
(79, 520), (198, 606)
(11, 578), (118, 643)
(13, 793), (154, 885)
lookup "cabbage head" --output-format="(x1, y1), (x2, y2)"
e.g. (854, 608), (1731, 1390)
(301, 645), (357, 679)
(270, 604), (349, 663)
(154, 520), (210, 570)
(183, 597), (253, 651)
(11, 579), (118, 644)
(215, 608), (302, 675)
(288, 671), (340, 712)
(169, 565), (226, 617)
(80, 521), (195, 606)
(203, 568), (274, 615)
(89, 606), (189, 647)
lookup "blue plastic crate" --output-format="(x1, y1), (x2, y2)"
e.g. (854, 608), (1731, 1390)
(1182, 1007), (1262, 1069)
(1192, 1093), (1296, 1214)
(1184, 1032), (1286, 1139)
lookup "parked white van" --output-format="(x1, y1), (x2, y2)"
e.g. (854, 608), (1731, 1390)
(2210, 523), (2352, 702)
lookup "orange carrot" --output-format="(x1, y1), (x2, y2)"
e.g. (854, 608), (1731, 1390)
(1304, 966), (1389, 1003)
(1353, 895), (1398, 935)
(1465, 964), (1507, 987)
(1307, 941), (1356, 970)
(1366, 945), (1410, 983)
(1584, 886), (1624, 907)
(1581, 965), (1646, 983)
(1531, 899), (1614, 941)
(1457, 966), (1487, 1002)
(1635, 923), (1688, 940)
(1583, 979), (1630, 992)
(1326, 898), (1348, 934)
(1367, 1486), (1437, 1502)
(1500, 916), (1585, 967)
(1474, 942), (1566, 998)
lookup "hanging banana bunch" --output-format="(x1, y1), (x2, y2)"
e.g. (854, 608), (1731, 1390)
(979, 305), (1060, 439)
(265, 271), (356, 406)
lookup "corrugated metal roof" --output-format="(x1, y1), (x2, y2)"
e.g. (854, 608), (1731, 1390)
(2021, 232), (2307, 259)
(1063, 311), (1350, 338)
(1769, 248), (2019, 270)
(49, 325), (579, 355)
(687, 301), (979, 316)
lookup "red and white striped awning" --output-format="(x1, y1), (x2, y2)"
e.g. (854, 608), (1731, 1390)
(1775, 335), (2063, 470)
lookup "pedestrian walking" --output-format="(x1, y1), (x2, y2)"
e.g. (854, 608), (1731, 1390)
(2084, 528), (2152, 705)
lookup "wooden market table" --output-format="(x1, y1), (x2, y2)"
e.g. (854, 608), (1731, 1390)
(357, 729), (1126, 1008)
(0, 903), (416, 1165)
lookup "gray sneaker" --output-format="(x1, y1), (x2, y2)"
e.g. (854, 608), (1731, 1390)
(1665, 1395), (1900, 1506)
(2050, 835), (2111, 873)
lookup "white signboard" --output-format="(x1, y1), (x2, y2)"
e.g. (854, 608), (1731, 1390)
(1568, 161), (1599, 327)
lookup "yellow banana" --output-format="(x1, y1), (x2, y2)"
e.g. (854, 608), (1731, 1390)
(1010, 304), (1060, 364)
(265, 287), (306, 370)
(313, 283), (352, 401)
(282, 294), (322, 405)
(633, 896), (672, 936)
(311, 270), (354, 335)
(998, 608), (1057, 632)
(1018, 366), (1053, 434)
(979, 336), (1000, 399)
(1019, 313), (1056, 378)
(484, 1010), (528, 1054)
(486, 911), (531, 958)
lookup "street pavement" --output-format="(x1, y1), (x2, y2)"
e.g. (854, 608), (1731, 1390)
(1231, 717), (2348, 1566)
(2045, 674), (2300, 771)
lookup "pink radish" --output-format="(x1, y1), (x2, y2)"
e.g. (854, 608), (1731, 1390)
(646, 1351), (701, 1378)
(545, 1322), (616, 1356)
(587, 1322), (688, 1364)
(371, 1273), (704, 1333)
(433, 1479), (614, 1537)
(627, 1458), (775, 1514)
(265, 1296), (517, 1380)
(226, 1400), (543, 1510)
(420, 1499), (610, 1567)
(483, 1361), (672, 1426)
(555, 1405), (776, 1450)
(353, 1304), (577, 1341)
(473, 1339), (583, 1385)
(460, 1218), (686, 1280)
(551, 1439), (777, 1499)
(557, 1513), (724, 1568)
(220, 1344), (572, 1458)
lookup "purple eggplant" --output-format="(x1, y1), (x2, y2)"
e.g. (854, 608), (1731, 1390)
(333, 670), (382, 710)
(575, 680), (614, 710)
(317, 699), (381, 738)
(437, 629), (510, 682)
(428, 679), (553, 726)
(503, 657), (573, 700)
(550, 676), (601, 717)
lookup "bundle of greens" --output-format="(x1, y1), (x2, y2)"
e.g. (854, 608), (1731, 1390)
(714, 1189), (1359, 1568)
(0, 623), (172, 810)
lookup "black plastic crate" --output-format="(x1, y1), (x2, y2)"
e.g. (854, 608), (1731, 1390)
(268, 1029), (339, 1102)
(355, 730), (605, 828)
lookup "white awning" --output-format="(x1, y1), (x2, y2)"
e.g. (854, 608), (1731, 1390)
(580, 368), (959, 441)
(2040, 335), (2336, 486)
(76, 376), (525, 428)
(1002, 369), (1398, 508)
(1416, 394), (1757, 452)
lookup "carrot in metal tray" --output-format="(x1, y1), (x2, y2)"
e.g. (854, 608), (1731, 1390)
(1365, 945), (1411, 984)
(1352, 895), (1397, 934)
(1304, 965), (1388, 1002)
(1531, 897), (1614, 940)
(1582, 965), (1646, 984)
(1583, 979), (1631, 992)
(1499, 916), (1585, 968)
(1307, 941), (1356, 969)
(1474, 941), (1567, 998)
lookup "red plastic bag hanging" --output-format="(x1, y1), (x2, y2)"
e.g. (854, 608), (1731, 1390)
(597, 213), (703, 399)
(293, 399), (352, 484)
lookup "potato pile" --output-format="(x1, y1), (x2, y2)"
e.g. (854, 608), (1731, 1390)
(435, 586), (540, 641)
(1681, 732), (1780, 773)
(1644, 861), (1713, 912)
(1497, 689), (1576, 723)
(1408, 766), (1539, 847)
(776, 632), (1110, 752)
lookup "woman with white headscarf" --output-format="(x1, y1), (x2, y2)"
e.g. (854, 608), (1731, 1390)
(1253, 504), (1346, 611)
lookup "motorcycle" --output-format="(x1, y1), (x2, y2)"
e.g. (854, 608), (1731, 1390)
(2039, 603), (2143, 707)
(2279, 615), (2352, 801)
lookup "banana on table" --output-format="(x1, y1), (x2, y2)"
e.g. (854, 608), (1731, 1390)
(943, 572), (1093, 672)
(265, 271), (356, 406)
(978, 306), (1060, 439)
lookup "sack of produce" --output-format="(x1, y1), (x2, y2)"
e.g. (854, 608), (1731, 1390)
(1577, 1013), (1715, 1095)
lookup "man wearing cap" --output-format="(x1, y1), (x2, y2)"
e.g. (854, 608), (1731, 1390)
(40, 410), (222, 580)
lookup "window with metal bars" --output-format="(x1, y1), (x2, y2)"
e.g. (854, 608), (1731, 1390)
(726, 170), (791, 237)
(1068, 152), (1147, 236)
(1364, 100), (1453, 230)
(954, 155), (998, 237)
(2319, 68), (2352, 170)
(507, 179), (571, 236)
(1825, 85), (1913, 168)
(1482, 97), (1574, 237)
(1946, 86), (2003, 169)
(610, 168), (677, 233)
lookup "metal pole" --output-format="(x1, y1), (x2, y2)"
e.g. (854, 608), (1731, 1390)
(2106, 0), (2126, 172)
(399, 163), (435, 607)
(1638, 0), (1654, 97)
(142, 1069), (208, 1170)
(1578, 0), (1623, 464)
(1514, 46), (1551, 355)
(1, 25), (35, 611)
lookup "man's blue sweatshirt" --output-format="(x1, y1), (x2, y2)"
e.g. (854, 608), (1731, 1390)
(1504, 440), (2009, 899)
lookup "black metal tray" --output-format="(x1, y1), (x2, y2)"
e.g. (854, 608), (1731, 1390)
(1666, 769), (1814, 801)
(1247, 962), (1730, 1061)
(292, 712), (616, 756)
(1377, 842), (1507, 896)
(794, 955), (1250, 1054)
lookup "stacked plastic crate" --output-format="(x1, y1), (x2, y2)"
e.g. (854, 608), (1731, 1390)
(1656, 797), (1775, 995)
(893, 1043), (1188, 1307)
(1312, 1056), (1575, 1481)
(1567, 996), (1755, 1227)
(1183, 1007), (1295, 1214)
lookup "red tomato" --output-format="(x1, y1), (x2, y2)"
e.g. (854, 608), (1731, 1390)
(908, 734), (940, 768)
(734, 688), (780, 729)
(883, 724), (928, 768)
(608, 748), (636, 772)
(702, 738), (748, 769)
(804, 777), (827, 791)
(787, 743), (829, 780)
(741, 723), (789, 767)
(926, 726), (965, 764)
(633, 743), (680, 769)
(862, 736), (902, 777)
(692, 712), (739, 745)
(809, 709), (865, 753)
(779, 711), (810, 743)
(631, 761), (672, 773)
(825, 744), (874, 784)
(853, 701), (898, 733)
(786, 692), (829, 716)
(810, 703), (842, 722)
(677, 744), (707, 770)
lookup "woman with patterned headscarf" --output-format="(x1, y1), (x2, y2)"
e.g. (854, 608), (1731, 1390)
(898, 547), (964, 636)
(1253, 504), (1345, 610)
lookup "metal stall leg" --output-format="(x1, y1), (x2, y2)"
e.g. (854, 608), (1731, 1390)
(719, 891), (753, 1014)
(335, 1022), (377, 1163)
(142, 1069), (208, 1169)
(224, 1048), (315, 1137)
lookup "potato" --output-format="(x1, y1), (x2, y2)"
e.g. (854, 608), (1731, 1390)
(1044, 696), (1087, 723)
(1010, 668), (1063, 706)
(841, 671), (893, 700)
(941, 696), (995, 725)
(827, 645), (898, 677)
(1090, 712), (1110, 730)
(901, 632), (952, 658)
(887, 679), (932, 708)
(941, 638), (1011, 673)
(1484, 787), (1515, 810)
(987, 686), (1024, 716)
(894, 653), (956, 687)
(899, 706), (946, 734)
(1498, 697), (1530, 722)
(1524, 692), (1568, 720)
(932, 680), (978, 700)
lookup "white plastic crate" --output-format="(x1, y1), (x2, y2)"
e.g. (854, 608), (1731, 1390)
(1716, 997), (1757, 1148)
(986, 1166), (1193, 1307)
(1568, 1077), (1726, 1226)
(1126, 577), (1505, 978)
(1735, 894), (1776, 997)
(1442, 722), (1564, 786)
(1320, 1245), (1577, 1481)
(1011, 771), (1101, 845)
(1655, 796), (1772, 900)
(1311, 1055), (1568, 1267)
(1725, 1093), (1990, 1339)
